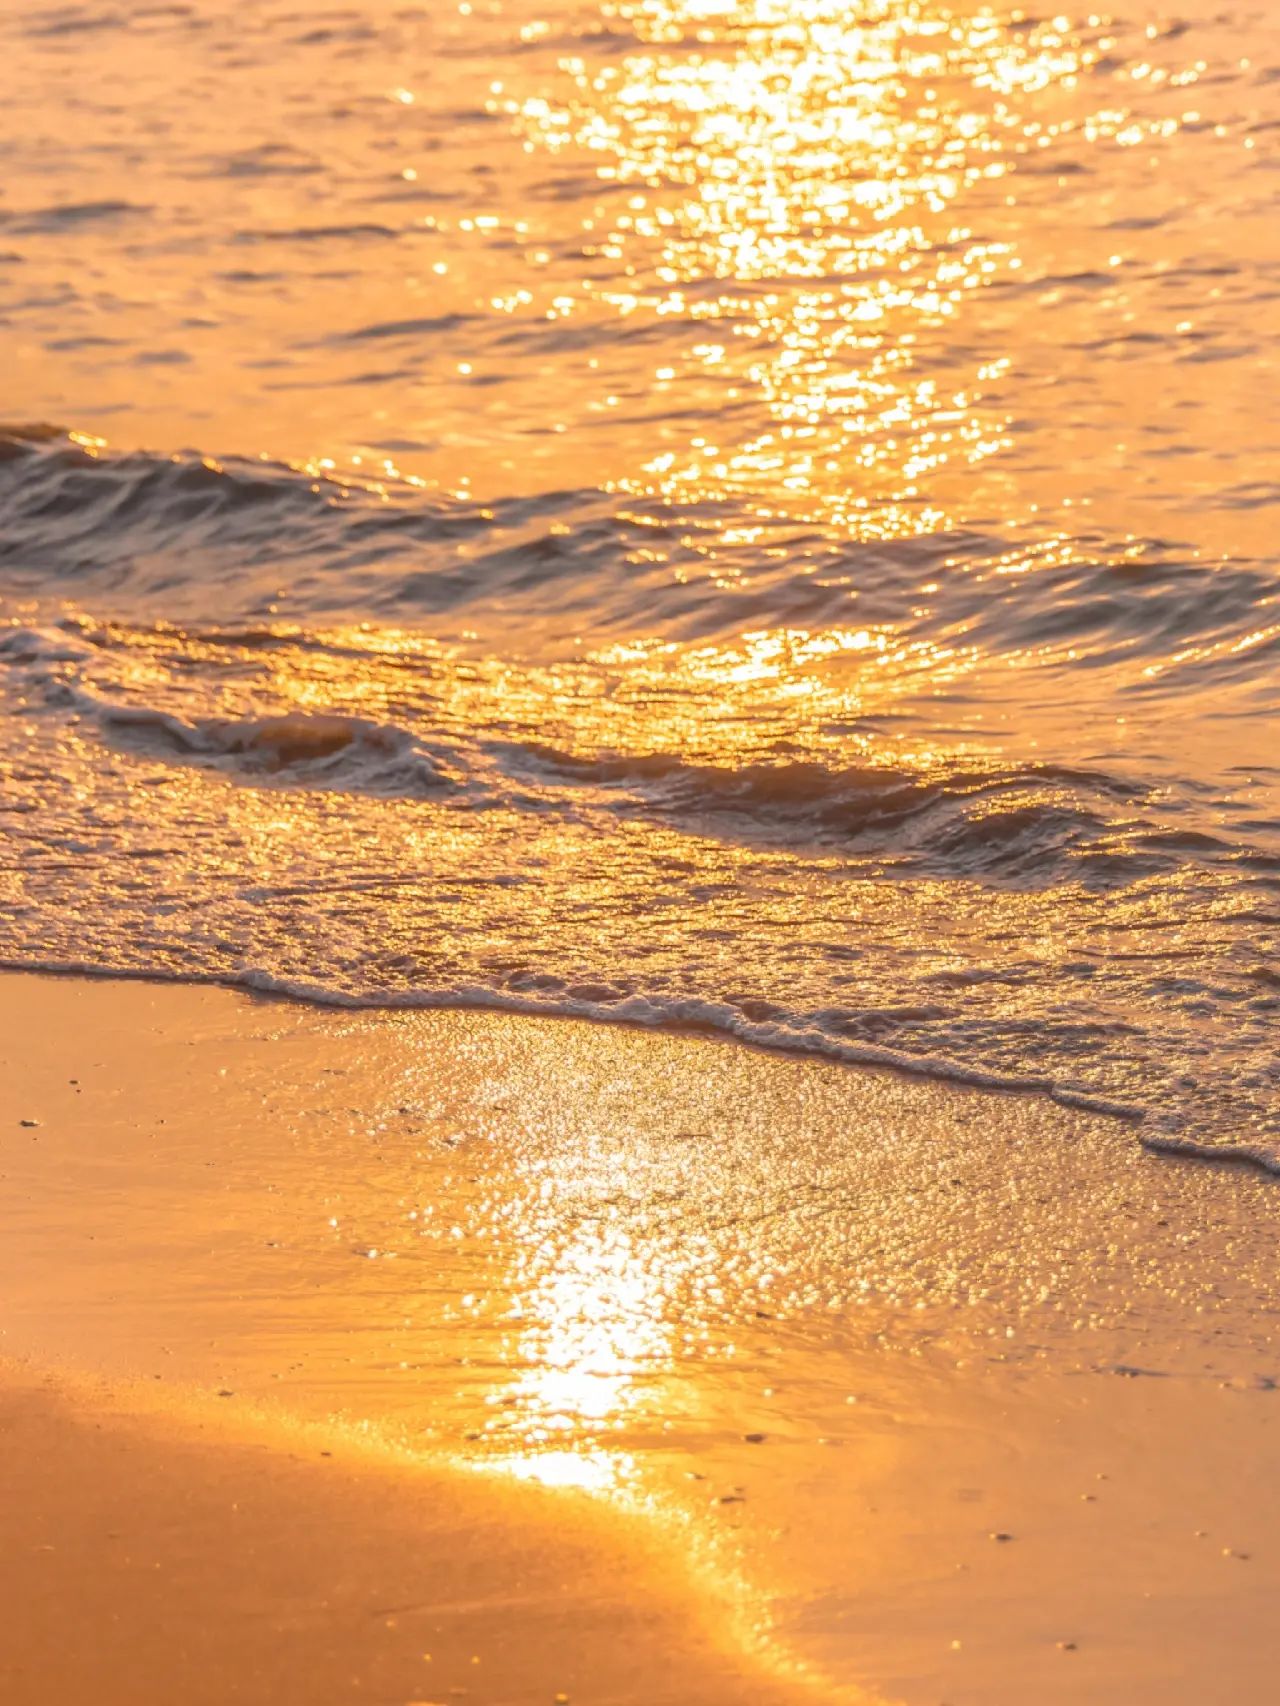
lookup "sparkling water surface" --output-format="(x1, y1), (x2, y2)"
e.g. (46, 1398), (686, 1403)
(1, 0), (1279, 1159)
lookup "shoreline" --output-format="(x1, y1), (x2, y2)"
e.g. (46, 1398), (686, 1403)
(4, 968), (1280, 1703)
(17, 958), (1280, 1180)
(0, 950), (1156, 1127)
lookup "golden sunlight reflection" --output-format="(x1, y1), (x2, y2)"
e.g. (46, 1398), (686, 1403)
(467, 1205), (700, 1480)
(478, 1446), (637, 1494)
(509, 0), (1105, 536)
(11, 0), (1268, 555)
(512, 1223), (671, 1433)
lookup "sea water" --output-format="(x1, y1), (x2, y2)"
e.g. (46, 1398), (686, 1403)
(1, 0), (1278, 1162)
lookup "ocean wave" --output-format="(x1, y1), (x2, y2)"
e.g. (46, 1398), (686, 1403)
(2, 428), (1278, 686)
(79, 697), (466, 793)
(522, 744), (1165, 879)
(0, 199), (149, 233)
(6, 614), (1263, 887)
(4, 594), (1278, 1173)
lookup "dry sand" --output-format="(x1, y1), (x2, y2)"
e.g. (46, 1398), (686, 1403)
(2, 971), (1279, 1704)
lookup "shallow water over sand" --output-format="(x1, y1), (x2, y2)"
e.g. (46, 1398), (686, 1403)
(1, 0), (1279, 1158)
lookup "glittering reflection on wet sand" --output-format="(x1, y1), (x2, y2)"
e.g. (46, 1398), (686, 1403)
(5, 975), (1280, 1700)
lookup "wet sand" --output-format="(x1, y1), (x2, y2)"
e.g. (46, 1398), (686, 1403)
(3, 972), (1280, 1703)
(0, 1366), (810, 1706)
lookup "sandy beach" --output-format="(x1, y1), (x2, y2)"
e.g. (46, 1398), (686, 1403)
(0, 1366), (811, 1706)
(3, 0), (1278, 1696)
(4, 970), (1279, 1704)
